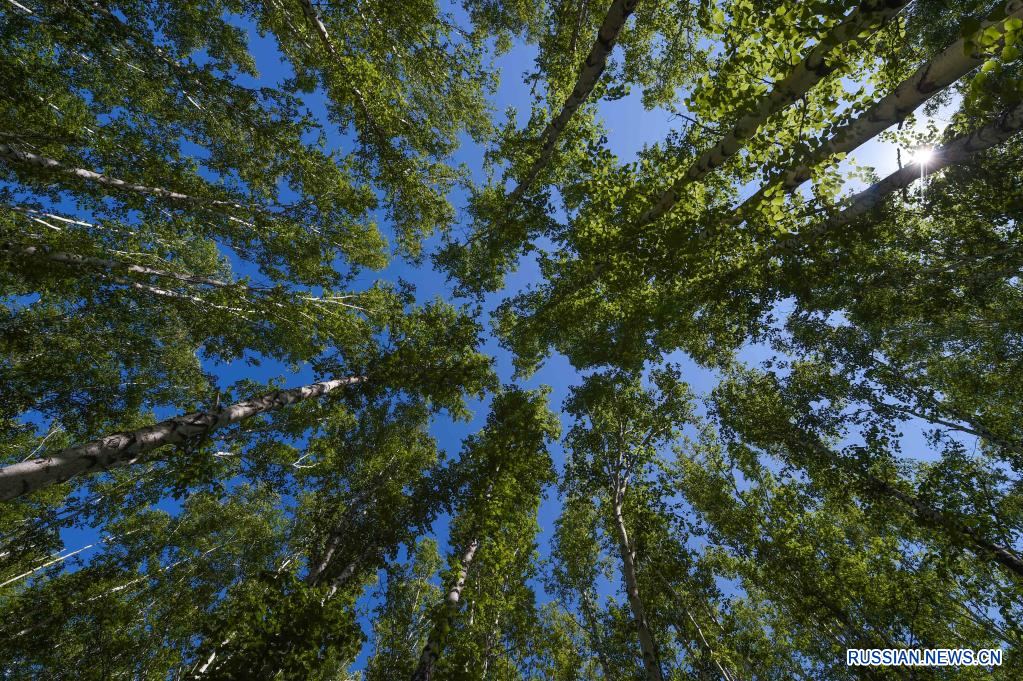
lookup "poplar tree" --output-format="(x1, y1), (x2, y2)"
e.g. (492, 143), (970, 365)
(4, 0), (1023, 677)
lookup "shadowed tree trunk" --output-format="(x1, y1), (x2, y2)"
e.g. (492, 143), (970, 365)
(0, 376), (366, 501)
(410, 537), (480, 681)
(506, 0), (641, 204)
(611, 482), (665, 681)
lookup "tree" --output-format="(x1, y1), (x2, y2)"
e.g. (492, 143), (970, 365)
(559, 367), (696, 680)
(407, 386), (559, 680)
(5, 0), (1023, 677)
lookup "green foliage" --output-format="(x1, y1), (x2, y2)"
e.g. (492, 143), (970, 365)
(4, 0), (1023, 678)
(194, 572), (362, 680)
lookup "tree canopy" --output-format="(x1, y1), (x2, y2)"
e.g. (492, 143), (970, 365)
(2, 0), (1022, 678)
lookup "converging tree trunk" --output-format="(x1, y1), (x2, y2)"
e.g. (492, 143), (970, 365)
(638, 0), (912, 227)
(611, 485), (665, 681)
(775, 99), (1023, 254)
(0, 376), (365, 502)
(736, 0), (1023, 218)
(506, 0), (640, 204)
(410, 537), (480, 681)
(0, 143), (249, 214)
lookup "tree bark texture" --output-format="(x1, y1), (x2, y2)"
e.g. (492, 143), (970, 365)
(506, 0), (640, 204)
(0, 376), (366, 502)
(612, 490), (665, 681)
(410, 537), (480, 681)
(639, 0), (912, 226)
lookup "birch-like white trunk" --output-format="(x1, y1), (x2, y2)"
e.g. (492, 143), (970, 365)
(638, 0), (912, 227)
(0, 143), (249, 214)
(774, 99), (1023, 253)
(7, 241), (365, 312)
(6, 243), (234, 288)
(0, 376), (365, 502)
(410, 537), (480, 681)
(736, 0), (1023, 217)
(506, 0), (640, 203)
(611, 490), (665, 681)
(296, 0), (389, 144)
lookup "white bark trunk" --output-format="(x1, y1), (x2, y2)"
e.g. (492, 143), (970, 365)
(638, 0), (912, 227)
(296, 0), (390, 144)
(0, 143), (248, 213)
(611, 492), (664, 681)
(774, 99), (1023, 254)
(737, 0), (1023, 217)
(0, 376), (366, 502)
(6, 240), (365, 311)
(411, 537), (480, 681)
(506, 0), (640, 203)
(6, 243), (233, 288)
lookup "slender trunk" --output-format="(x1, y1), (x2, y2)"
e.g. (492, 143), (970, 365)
(736, 0), (1023, 218)
(801, 437), (1023, 579)
(579, 591), (615, 678)
(0, 542), (95, 589)
(0, 143), (249, 216)
(4, 243), (233, 288)
(611, 491), (664, 681)
(657, 575), (738, 681)
(638, 0), (911, 227)
(0, 376), (365, 502)
(864, 470), (1023, 578)
(5, 241), (365, 311)
(3, 240), (250, 315)
(76, 0), (258, 122)
(295, 0), (391, 145)
(506, 0), (640, 204)
(410, 537), (480, 681)
(321, 546), (375, 599)
(774, 99), (1023, 254)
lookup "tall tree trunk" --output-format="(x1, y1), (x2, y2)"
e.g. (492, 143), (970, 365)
(774, 99), (1023, 255)
(4, 241), (365, 312)
(4, 243), (234, 288)
(0, 376), (365, 502)
(611, 490), (665, 681)
(506, 0), (640, 204)
(800, 437), (1023, 579)
(0, 143), (249, 214)
(638, 0), (911, 227)
(295, 0), (391, 146)
(410, 537), (480, 681)
(862, 469), (1023, 578)
(736, 0), (1023, 218)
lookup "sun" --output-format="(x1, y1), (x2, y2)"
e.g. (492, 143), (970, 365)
(910, 146), (935, 166)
